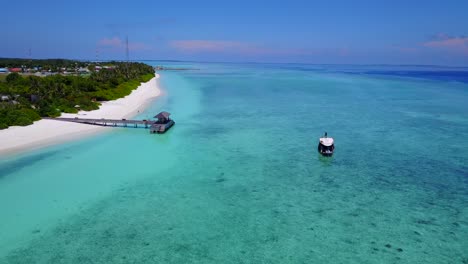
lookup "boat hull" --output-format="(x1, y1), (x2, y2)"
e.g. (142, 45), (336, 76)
(318, 143), (334, 157)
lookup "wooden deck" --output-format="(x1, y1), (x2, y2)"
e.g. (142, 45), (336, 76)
(44, 111), (175, 134)
(44, 117), (155, 128)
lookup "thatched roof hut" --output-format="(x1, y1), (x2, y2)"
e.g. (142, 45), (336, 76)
(154, 111), (171, 120)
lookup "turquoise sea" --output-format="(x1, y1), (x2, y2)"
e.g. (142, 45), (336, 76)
(0, 62), (467, 263)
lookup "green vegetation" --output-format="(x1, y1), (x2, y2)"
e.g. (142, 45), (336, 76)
(0, 58), (88, 72)
(0, 60), (154, 129)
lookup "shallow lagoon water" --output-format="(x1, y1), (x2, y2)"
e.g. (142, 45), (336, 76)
(0, 63), (467, 263)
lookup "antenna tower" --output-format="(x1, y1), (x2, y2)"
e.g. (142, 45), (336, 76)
(126, 36), (129, 62)
(125, 36), (130, 78)
(96, 47), (100, 63)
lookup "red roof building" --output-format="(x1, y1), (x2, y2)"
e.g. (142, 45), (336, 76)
(9, 68), (22, 73)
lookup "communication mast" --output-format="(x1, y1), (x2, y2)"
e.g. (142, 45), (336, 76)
(95, 47), (100, 63)
(126, 36), (129, 62)
(125, 36), (129, 79)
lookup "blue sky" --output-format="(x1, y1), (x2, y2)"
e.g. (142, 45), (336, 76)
(2, 0), (468, 65)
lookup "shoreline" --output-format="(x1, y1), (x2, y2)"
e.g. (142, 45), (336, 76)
(0, 74), (161, 158)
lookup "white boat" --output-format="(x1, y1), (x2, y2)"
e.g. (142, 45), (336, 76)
(318, 133), (334, 156)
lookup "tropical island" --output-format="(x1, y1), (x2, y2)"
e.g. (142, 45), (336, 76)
(0, 58), (154, 129)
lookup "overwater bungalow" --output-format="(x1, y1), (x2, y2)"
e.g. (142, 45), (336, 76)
(150, 111), (175, 134)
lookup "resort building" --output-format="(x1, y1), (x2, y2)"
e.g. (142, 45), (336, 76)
(8, 68), (22, 73)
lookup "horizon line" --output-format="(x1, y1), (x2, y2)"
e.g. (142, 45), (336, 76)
(1, 56), (468, 69)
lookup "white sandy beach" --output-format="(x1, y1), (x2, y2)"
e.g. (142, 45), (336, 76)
(0, 74), (161, 157)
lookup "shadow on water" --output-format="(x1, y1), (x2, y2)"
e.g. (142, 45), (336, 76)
(317, 153), (334, 166)
(0, 150), (61, 179)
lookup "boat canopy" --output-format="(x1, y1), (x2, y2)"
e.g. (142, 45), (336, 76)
(319, 137), (334, 146)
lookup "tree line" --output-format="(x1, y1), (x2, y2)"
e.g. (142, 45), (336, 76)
(0, 61), (154, 129)
(0, 58), (90, 72)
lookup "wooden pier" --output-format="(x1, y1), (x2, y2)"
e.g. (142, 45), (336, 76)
(44, 112), (175, 134)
